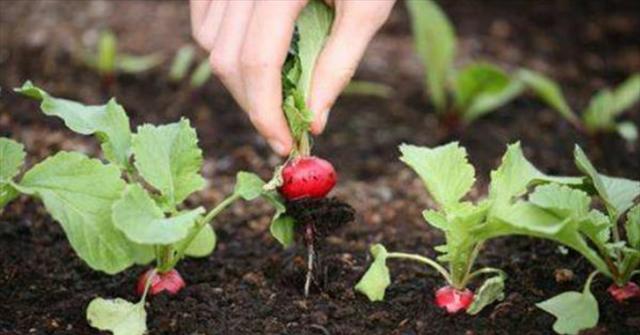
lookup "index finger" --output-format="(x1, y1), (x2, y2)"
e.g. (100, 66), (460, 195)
(240, 0), (308, 156)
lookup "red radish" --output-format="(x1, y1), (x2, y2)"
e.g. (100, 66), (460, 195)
(435, 286), (474, 313)
(607, 282), (640, 302)
(279, 156), (336, 200)
(136, 268), (186, 296)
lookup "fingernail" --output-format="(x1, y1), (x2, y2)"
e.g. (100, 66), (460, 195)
(268, 138), (286, 156)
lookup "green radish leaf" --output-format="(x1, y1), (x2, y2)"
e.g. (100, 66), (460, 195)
(616, 121), (638, 143)
(489, 142), (542, 204)
(464, 79), (524, 122)
(296, 0), (333, 98)
(190, 60), (212, 88)
(583, 89), (615, 131)
(87, 297), (146, 335)
(234, 171), (266, 201)
(611, 74), (640, 116)
(14, 81), (132, 169)
(423, 209), (448, 230)
(536, 285), (598, 334)
(132, 119), (205, 208)
(130, 243), (155, 266)
(97, 30), (117, 75)
(112, 184), (204, 245)
(574, 145), (640, 220)
(399, 142), (475, 212)
(580, 209), (612, 247)
(270, 215), (296, 248)
(16, 152), (133, 274)
(517, 69), (578, 123)
(262, 191), (294, 248)
(488, 142), (581, 207)
(454, 63), (524, 121)
(529, 184), (591, 218)
(496, 201), (570, 236)
(180, 224), (216, 258)
(0, 138), (25, 208)
(355, 244), (391, 301)
(454, 63), (510, 108)
(169, 45), (196, 82)
(626, 205), (640, 249)
(117, 53), (164, 74)
(467, 276), (505, 315)
(406, 0), (455, 113)
(0, 138), (25, 182)
(283, 89), (314, 142)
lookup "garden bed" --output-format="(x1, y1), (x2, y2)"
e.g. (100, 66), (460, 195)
(1, 0), (638, 334)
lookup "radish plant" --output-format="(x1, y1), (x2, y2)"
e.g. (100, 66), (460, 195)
(518, 70), (640, 143)
(253, 0), (354, 297)
(83, 29), (164, 88)
(355, 142), (586, 314)
(406, 0), (524, 129)
(356, 143), (506, 314)
(483, 145), (639, 334)
(5, 81), (266, 335)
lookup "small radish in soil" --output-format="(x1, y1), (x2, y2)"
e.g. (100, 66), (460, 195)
(279, 156), (336, 200)
(607, 282), (640, 302)
(136, 268), (186, 296)
(435, 286), (474, 313)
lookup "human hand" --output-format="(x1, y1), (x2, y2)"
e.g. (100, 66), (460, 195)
(190, 0), (395, 156)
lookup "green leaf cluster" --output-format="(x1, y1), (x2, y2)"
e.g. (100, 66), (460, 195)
(8, 81), (277, 334)
(281, 0), (333, 150)
(84, 29), (163, 77)
(406, 0), (523, 122)
(356, 141), (639, 328)
(519, 70), (640, 142)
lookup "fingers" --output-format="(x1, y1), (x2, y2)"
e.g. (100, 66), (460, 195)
(240, 0), (307, 155)
(192, 0), (228, 50)
(308, 1), (394, 135)
(208, 1), (255, 112)
(189, 0), (211, 35)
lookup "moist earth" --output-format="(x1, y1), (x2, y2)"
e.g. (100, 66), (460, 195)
(1, 0), (639, 334)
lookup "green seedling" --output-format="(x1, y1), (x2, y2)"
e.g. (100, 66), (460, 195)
(167, 45), (212, 90)
(84, 29), (164, 87)
(406, 0), (524, 130)
(518, 70), (640, 143)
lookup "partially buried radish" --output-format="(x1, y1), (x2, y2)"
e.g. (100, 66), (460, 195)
(435, 286), (474, 313)
(277, 155), (351, 297)
(136, 268), (186, 296)
(607, 282), (640, 302)
(279, 156), (336, 200)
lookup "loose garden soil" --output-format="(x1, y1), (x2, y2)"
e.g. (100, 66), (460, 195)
(1, 0), (638, 334)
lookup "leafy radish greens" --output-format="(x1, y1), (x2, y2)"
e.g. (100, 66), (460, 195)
(406, 0), (524, 124)
(5, 81), (270, 334)
(519, 70), (640, 142)
(355, 141), (639, 327)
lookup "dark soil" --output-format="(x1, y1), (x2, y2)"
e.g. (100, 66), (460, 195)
(1, 0), (639, 334)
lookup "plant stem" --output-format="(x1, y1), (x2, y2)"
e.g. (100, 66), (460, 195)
(387, 252), (452, 285)
(583, 271), (600, 294)
(139, 269), (157, 303)
(168, 193), (241, 269)
(464, 267), (507, 287)
(297, 131), (311, 157)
